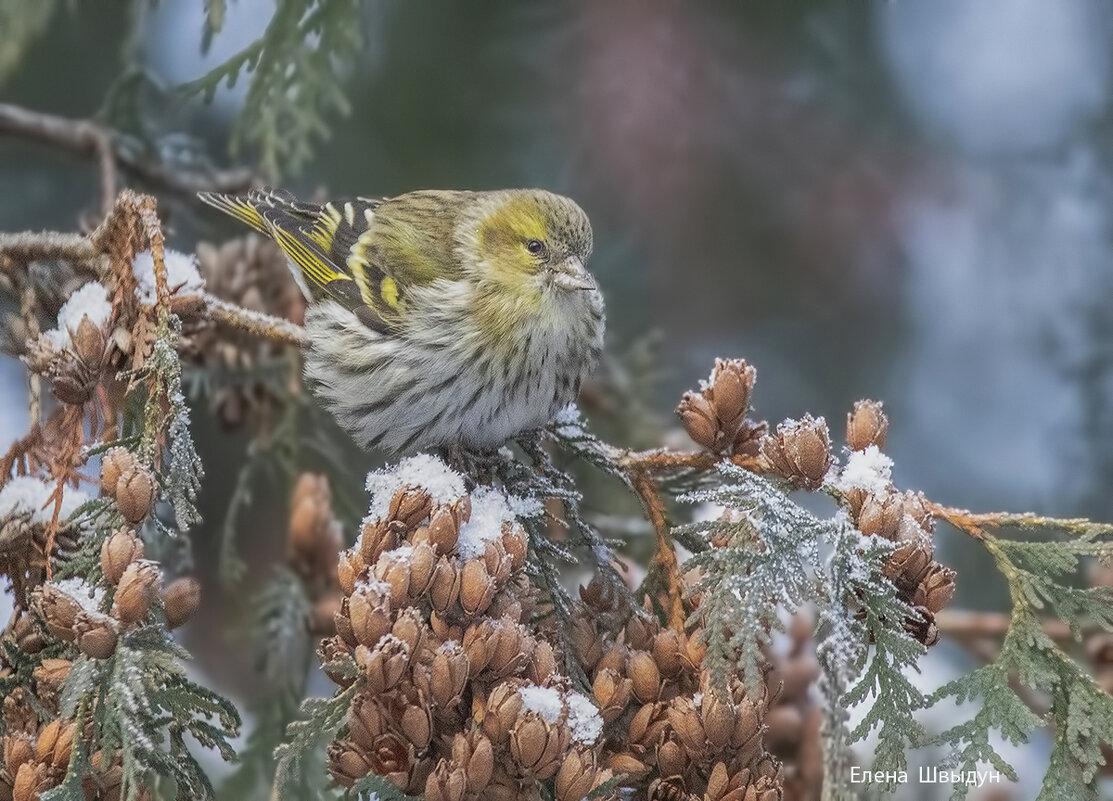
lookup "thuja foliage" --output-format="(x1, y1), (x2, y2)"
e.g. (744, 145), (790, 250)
(184, 0), (365, 179)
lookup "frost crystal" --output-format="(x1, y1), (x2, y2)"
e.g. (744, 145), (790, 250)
(456, 487), (517, 560)
(43, 281), (112, 349)
(552, 403), (586, 436)
(133, 248), (205, 305)
(518, 685), (564, 724)
(52, 577), (104, 613)
(365, 454), (465, 521)
(566, 692), (603, 745)
(0, 475), (89, 525)
(832, 445), (894, 495)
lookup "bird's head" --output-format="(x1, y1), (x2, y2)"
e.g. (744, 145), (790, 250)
(471, 189), (596, 300)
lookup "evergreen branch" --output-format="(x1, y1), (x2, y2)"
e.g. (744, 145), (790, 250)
(180, 0), (363, 178)
(0, 101), (256, 212)
(273, 682), (360, 799)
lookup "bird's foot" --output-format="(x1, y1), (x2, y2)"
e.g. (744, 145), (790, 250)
(439, 444), (503, 486)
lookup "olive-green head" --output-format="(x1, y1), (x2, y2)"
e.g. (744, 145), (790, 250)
(468, 189), (595, 295)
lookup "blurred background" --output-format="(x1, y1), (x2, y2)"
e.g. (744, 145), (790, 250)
(3, 1), (1113, 796)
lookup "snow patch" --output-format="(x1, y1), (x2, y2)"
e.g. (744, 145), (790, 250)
(365, 454), (465, 522)
(566, 692), (603, 745)
(133, 248), (205, 305)
(518, 685), (564, 724)
(0, 475), (89, 526)
(457, 487), (516, 560)
(832, 445), (893, 495)
(44, 282), (112, 349)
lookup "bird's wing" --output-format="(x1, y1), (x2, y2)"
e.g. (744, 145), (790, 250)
(198, 189), (404, 333)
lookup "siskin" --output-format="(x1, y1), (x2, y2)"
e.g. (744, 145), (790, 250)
(199, 188), (605, 453)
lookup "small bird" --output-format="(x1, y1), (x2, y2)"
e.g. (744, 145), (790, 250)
(198, 188), (605, 453)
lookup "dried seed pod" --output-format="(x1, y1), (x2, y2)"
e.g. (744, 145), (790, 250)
(327, 739), (374, 787)
(915, 563), (957, 615)
(595, 643), (627, 676)
(846, 399), (889, 451)
(555, 747), (599, 801)
(390, 607), (428, 655)
(162, 577), (201, 628)
(424, 759), (466, 801)
(759, 415), (832, 489)
(481, 681), (524, 745)
(34, 720), (61, 761)
(628, 702), (669, 751)
(32, 658), (72, 695)
(655, 737), (689, 780)
(605, 752), (650, 781)
(459, 558), (497, 617)
(74, 611), (119, 659)
(527, 641), (557, 685)
(13, 759), (47, 801)
(700, 690), (738, 745)
(501, 521), (528, 573)
(854, 491), (902, 540)
(509, 711), (568, 780)
(111, 560), (162, 624)
(593, 668), (633, 723)
(3, 734), (34, 779)
(652, 629), (684, 679)
(427, 506), (459, 554)
(336, 549), (363, 596)
(115, 465), (155, 523)
(485, 618), (533, 678)
(348, 694), (387, 750)
(32, 584), (81, 640)
(373, 549), (412, 605)
(100, 447), (137, 497)
(359, 635), (411, 693)
(667, 696), (706, 754)
(100, 527), (143, 585)
(676, 391), (718, 451)
(400, 701), (433, 750)
(429, 557), (461, 614)
(569, 611), (603, 670)
(390, 487), (433, 529)
(287, 473), (333, 566)
(451, 731), (494, 794)
(407, 542), (438, 600)
(628, 651), (661, 703)
(706, 358), (756, 429)
(359, 519), (396, 565)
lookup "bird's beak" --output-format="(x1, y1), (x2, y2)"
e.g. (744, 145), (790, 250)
(551, 258), (596, 291)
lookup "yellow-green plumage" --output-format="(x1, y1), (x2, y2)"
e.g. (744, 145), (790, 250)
(198, 187), (605, 453)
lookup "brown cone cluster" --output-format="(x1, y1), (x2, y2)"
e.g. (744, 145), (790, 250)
(99, 448), (155, 525)
(27, 526), (199, 663)
(0, 610), (152, 801)
(20, 305), (112, 409)
(285, 473), (344, 635)
(322, 479), (622, 801)
(838, 402), (955, 646)
(0, 497), (83, 606)
(761, 613), (823, 801)
(186, 235), (305, 427)
(568, 580), (785, 801)
(676, 359), (767, 456)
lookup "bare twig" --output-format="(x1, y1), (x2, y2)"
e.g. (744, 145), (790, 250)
(202, 293), (307, 347)
(935, 609), (1075, 642)
(0, 102), (257, 209)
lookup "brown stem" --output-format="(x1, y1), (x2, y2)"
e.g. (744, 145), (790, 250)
(0, 102), (256, 205)
(202, 293), (307, 347)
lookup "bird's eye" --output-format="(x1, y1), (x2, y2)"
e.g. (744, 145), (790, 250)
(526, 239), (544, 255)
